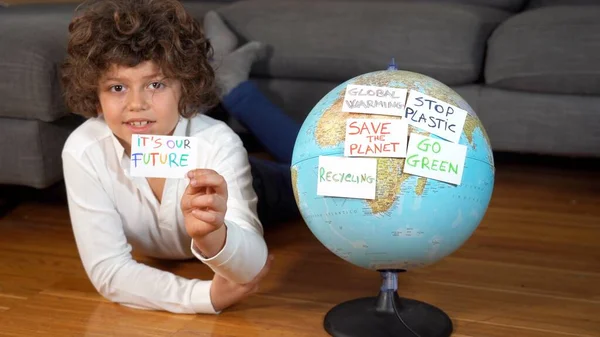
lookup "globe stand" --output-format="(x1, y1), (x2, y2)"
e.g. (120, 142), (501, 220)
(323, 270), (453, 337)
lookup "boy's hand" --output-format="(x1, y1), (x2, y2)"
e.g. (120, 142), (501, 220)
(210, 255), (274, 312)
(181, 169), (228, 241)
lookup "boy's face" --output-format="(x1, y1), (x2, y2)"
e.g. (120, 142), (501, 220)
(97, 61), (182, 154)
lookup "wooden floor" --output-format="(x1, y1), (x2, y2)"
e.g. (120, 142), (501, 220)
(0, 152), (599, 337)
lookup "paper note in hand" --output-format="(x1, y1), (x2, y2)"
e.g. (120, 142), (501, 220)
(130, 134), (198, 178)
(344, 118), (408, 158)
(404, 133), (467, 185)
(342, 84), (408, 116)
(317, 156), (377, 200)
(403, 90), (467, 143)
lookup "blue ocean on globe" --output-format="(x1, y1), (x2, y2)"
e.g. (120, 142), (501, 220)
(290, 70), (495, 271)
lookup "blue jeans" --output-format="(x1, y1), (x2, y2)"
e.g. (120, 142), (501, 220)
(219, 81), (301, 227)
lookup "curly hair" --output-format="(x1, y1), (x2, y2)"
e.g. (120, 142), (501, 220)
(61, 0), (219, 118)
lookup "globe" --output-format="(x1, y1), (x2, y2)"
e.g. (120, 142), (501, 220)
(291, 69), (495, 272)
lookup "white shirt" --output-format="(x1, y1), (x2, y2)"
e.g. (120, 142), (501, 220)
(61, 114), (268, 314)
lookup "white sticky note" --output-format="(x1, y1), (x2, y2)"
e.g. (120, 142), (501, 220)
(130, 134), (198, 178)
(317, 156), (377, 200)
(403, 133), (467, 185)
(403, 90), (467, 143)
(342, 84), (408, 116)
(344, 118), (408, 158)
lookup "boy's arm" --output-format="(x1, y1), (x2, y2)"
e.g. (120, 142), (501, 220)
(62, 151), (218, 314)
(190, 125), (269, 284)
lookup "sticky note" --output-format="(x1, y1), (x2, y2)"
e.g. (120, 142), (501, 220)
(317, 156), (377, 200)
(403, 90), (467, 143)
(130, 134), (198, 178)
(342, 84), (408, 116)
(403, 133), (467, 185)
(344, 118), (408, 158)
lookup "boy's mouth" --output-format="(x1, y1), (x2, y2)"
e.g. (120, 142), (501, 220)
(124, 119), (155, 127)
(128, 121), (152, 127)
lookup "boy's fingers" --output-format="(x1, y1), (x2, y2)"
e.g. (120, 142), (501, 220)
(191, 209), (225, 227)
(183, 180), (207, 197)
(181, 193), (201, 213)
(190, 194), (227, 213)
(187, 169), (218, 182)
(186, 169), (228, 198)
(181, 194), (193, 212)
(184, 169), (212, 195)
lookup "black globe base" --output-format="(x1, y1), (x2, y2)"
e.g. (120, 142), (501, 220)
(323, 270), (453, 337)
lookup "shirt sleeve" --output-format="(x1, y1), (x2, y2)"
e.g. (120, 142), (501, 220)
(191, 125), (268, 284)
(62, 150), (218, 314)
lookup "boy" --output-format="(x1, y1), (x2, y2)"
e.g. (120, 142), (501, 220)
(61, 0), (274, 314)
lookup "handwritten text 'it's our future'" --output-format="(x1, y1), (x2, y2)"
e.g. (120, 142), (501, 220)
(129, 134), (199, 179)
(131, 135), (193, 168)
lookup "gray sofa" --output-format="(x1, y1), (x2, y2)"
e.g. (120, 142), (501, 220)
(0, 0), (598, 189)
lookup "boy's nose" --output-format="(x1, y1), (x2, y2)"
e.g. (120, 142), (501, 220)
(127, 90), (149, 111)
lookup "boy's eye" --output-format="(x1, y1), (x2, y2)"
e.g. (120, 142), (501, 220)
(149, 82), (164, 89)
(110, 85), (124, 92)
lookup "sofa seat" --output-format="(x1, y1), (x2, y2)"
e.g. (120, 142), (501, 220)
(475, 87), (600, 156)
(0, 115), (83, 188)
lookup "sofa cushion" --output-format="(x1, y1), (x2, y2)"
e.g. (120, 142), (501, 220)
(476, 87), (600, 156)
(218, 0), (510, 86)
(0, 115), (84, 189)
(485, 6), (600, 95)
(0, 2), (224, 122)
